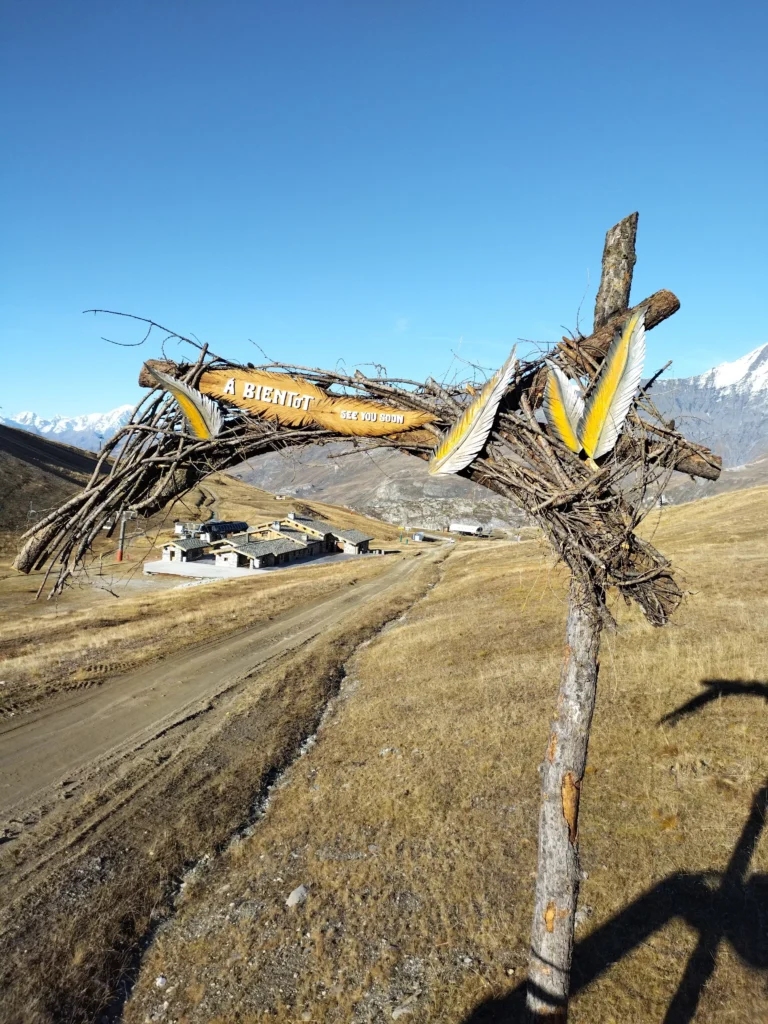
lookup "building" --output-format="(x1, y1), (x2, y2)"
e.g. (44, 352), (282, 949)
(174, 521), (203, 537)
(174, 520), (248, 541)
(448, 521), (492, 537)
(215, 532), (324, 569)
(157, 512), (373, 577)
(199, 520), (248, 542)
(161, 537), (210, 562)
(281, 512), (372, 554)
(213, 513), (372, 569)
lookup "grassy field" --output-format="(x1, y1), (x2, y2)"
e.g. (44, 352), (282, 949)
(122, 486), (768, 1024)
(0, 550), (446, 1024)
(1, 472), (403, 717)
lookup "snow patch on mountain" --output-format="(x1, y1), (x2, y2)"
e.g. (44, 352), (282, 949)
(693, 344), (768, 393)
(652, 343), (768, 467)
(0, 406), (133, 451)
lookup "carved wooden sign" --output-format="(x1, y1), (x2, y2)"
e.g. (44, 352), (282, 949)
(141, 361), (435, 439)
(199, 368), (435, 436)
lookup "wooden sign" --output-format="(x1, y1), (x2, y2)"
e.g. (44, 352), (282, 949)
(199, 368), (435, 437)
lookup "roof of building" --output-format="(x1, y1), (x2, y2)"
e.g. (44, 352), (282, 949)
(202, 520), (248, 532)
(290, 517), (372, 544)
(329, 527), (373, 544)
(287, 516), (335, 537)
(275, 526), (314, 543)
(165, 537), (210, 551)
(225, 538), (302, 559)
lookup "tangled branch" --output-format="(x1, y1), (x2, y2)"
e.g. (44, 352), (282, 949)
(16, 303), (720, 623)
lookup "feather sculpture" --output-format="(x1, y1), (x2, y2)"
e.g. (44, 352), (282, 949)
(429, 348), (517, 475)
(578, 306), (646, 463)
(147, 366), (224, 440)
(543, 364), (585, 454)
(541, 307), (647, 467)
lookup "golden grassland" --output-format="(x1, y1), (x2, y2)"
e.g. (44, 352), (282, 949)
(0, 552), (446, 1024)
(124, 486), (768, 1024)
(0, 473), (403, 716)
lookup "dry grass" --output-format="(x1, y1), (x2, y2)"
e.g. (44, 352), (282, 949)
(207, 471), (401, 543)
(0, 551), (444, 1024)
(0, 472), (403, 716)
(124, 486), (768, 1023)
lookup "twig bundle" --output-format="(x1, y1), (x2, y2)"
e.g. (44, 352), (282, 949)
(14, 311), (719, 621)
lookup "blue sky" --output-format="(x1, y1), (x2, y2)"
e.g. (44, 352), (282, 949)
(2, 0), (766, 418)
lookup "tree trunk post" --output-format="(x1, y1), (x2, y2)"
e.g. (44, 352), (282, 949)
(526, 213), (639, 1019)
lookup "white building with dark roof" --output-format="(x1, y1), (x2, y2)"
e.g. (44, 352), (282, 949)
(283, 512), (372, 554)
(153, 511), (374, 577)
(161, 537), (211, 562)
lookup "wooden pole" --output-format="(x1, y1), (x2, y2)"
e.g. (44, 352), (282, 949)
(526, 212), (638, 1019)
(116, 513), (127, 563)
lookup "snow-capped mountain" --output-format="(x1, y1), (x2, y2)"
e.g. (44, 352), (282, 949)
(0, 406), (133, 451)
(652, 343), (768, 467)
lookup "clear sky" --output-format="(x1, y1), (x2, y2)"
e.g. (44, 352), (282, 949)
(2, 0), (766, 419)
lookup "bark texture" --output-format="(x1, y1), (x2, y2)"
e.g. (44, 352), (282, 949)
(526, 213), (638, 1019)
(526, 578), (602, 1018)
(593, 212), (639, 330)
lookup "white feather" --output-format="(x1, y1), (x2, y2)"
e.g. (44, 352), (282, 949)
(429, 348), (517, 475)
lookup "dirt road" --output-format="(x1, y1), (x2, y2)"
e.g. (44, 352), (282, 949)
(0, 553), (417, 829)
(0, 547), (445, 1024)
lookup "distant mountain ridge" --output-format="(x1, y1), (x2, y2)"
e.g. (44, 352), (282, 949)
(651, 343), (768, 467)
(0, 406), (133, 452)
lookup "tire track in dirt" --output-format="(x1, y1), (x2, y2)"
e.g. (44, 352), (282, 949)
(0, 555), (417, 829)
(0, 548), (447, 1024)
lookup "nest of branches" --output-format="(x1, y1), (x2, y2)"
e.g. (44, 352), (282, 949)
(14, 314), (719, 623)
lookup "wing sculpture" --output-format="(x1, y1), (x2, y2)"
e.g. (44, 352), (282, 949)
(578, 306), (646, 462)
(541, 307), (647, 467)
(543, 364), (585, 454)
(146, 366), (224, 440)
(429, 348), (517, 475)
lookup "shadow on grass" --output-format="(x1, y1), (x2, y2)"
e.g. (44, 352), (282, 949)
(464, 681), (768, 1023)
(658, 678), (768, 726)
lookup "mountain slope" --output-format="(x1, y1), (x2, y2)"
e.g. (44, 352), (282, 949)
(0, 424), (106, 552)
(652, 343), (768, 467)
(232, 442), (527, 530)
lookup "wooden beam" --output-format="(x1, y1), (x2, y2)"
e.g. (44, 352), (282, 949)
(561, 288), (680, 367)
(594, 211), (639, 329)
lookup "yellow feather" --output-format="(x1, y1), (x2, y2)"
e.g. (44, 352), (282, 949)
(170, 386), (213, 439)
(543, 367), (583, 454)
(147, 366), (224, 440)
(578, 307), (646, 461)
(429, 349), (517, 475)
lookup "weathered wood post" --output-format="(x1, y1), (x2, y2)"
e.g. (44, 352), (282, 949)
(525, 213), (639, 1020)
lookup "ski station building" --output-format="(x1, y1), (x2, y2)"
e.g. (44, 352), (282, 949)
(160, 513), (372, 572)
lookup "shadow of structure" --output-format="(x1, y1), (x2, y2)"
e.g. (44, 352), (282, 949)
(464, 682), (768, 1024)
(658, 679), (768, 726)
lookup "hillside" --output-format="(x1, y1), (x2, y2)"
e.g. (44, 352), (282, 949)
(232, 442), (527, 531)
(2, 483), (766, 1023)
(119, 485), (768, 1024)
(193, 471), (401, 544)
(0, 424), (107, 556)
